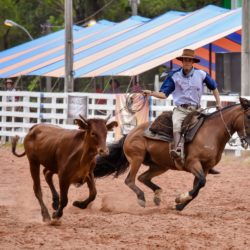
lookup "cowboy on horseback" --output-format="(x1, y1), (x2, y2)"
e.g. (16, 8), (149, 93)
(143, 49), (222, 159)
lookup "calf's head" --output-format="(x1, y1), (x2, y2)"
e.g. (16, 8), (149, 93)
(75, 115), (118, 156)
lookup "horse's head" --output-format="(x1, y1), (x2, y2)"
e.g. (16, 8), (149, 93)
(239, 97), (250, 147)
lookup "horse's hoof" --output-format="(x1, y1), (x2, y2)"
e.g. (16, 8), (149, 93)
(175, 196), (181, 204)
(138, 199), (146, 208)
(42, 210), (51, 222)
(176, 203), (185, 211)
(154, 197), (161, 206)
(52, 211), (62, 219)
(154, 189), (162, 206)
(52, 212), (58, 219)
(175, 192), (192, 204)
(42, 216), (51, 223)
(73, 200), (88, 209)
(48, 219), (61, 226)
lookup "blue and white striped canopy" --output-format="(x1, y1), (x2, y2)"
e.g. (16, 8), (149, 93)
(0, 5), (241, 78)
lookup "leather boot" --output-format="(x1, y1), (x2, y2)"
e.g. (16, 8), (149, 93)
(170, 132), (182, 159)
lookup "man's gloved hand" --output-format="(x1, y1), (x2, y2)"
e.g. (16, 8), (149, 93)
(216, 104), (222, 110)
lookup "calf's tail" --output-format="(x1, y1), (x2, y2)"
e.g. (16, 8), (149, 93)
(11, 135), (26, 157)
(94, 135), (129, 178)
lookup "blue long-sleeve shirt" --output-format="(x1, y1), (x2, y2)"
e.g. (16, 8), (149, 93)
(160, 67), (217, 106)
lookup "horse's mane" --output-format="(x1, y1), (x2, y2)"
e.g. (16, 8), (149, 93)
(204, 103), (240, 119)
(181, 104), (241, 134)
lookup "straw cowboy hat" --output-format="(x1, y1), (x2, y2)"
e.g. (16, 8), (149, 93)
(176, 49), (200, 63)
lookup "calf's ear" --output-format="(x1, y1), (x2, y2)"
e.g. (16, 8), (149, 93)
(240, 97), (250, 110)
(74, 118), (88, 130)
(106, 121), (118, 131)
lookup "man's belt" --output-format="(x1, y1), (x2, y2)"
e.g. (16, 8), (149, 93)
(179, 104), (200, 109)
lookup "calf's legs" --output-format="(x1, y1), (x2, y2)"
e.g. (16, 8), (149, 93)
(52, 177), (70, 219)
(29, 161), (51, 222)
(73, 172), (97, 209)
(43, 169), (59, 210)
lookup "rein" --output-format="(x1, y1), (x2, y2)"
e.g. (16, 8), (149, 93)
(238, 108), (249, 149)
(219, 109), (233, 139)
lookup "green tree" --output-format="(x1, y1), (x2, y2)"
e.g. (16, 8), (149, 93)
(139, 0), (222, 17)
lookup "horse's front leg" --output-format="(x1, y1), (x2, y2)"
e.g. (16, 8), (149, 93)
(125, 157), (146, 207)
(138, 166), (167, 206)
(73, 171), (97, 209)
(175, 161), (206, 211)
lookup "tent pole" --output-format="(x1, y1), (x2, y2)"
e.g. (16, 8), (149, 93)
(241, 0), (250, 95)
(64, 0), (74, 92)
(209, 43), (212, 76)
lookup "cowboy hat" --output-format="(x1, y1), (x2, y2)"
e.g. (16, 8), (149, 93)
(176, 49), (200, 63)
(5, 79), (14, 84)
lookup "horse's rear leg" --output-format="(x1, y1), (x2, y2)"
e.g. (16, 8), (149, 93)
(43, 169), (59, 210)
(125, 158), (146, 207)
(73, 172), (97, 209)
(138, 167), (167, 206)
(175, 161), (206, 211)
(30, 162), (51, 222)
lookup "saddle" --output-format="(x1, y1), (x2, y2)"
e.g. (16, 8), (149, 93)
(144, 110), (207, 143)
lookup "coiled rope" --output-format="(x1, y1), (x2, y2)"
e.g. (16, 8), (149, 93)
(123, 92), (147, 114)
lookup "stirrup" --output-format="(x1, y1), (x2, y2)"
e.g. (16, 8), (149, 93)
(170, 149), (185, 171)
(170, 148), (182, 159)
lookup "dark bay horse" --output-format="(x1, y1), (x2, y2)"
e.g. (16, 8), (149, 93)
(94, 97), (250, 211)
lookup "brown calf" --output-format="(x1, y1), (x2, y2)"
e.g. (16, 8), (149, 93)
(12, 116), (118, 221)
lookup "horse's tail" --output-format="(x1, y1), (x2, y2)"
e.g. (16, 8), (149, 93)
(94, 135), (129, 178)
(11, 135), (26, 157)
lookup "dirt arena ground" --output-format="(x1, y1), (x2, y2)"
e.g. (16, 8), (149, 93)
(0, 145), (250, 250)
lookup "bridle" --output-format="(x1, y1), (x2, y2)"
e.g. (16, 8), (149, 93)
(238, 108), (250, 149)
(219, 106), (249, 149)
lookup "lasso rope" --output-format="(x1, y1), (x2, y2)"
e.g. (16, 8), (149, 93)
(123, 92), (147, 114)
